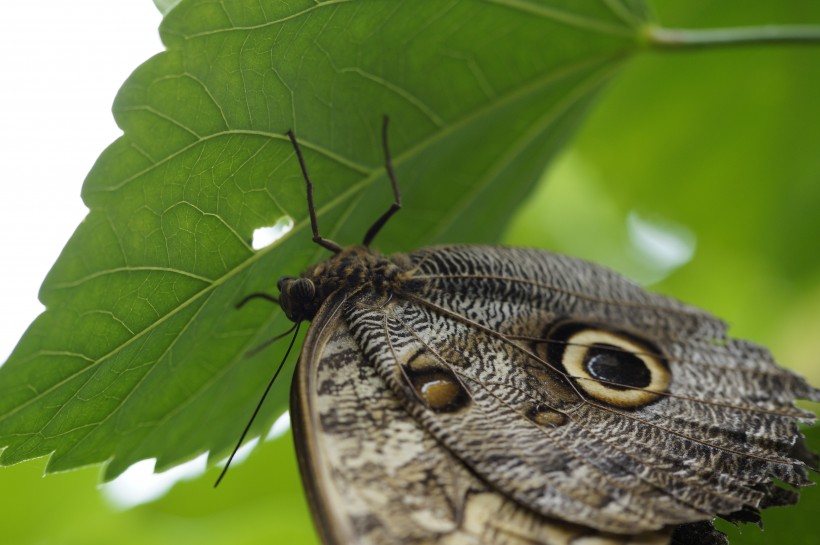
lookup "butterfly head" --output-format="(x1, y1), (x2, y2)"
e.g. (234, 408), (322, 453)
(278, 245), (417, 323)
(277, 275), (317, 322)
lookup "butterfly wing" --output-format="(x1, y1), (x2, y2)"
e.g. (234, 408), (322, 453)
(292, 290), (672, 545)
(337, 246), (818, 535)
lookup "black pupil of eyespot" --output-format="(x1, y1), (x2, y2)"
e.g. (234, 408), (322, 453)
(583, 343), (651, 389)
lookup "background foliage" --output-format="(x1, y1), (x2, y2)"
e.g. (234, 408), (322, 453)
(0, 1), (818, 544)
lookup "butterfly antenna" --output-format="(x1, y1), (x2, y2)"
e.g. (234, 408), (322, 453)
(286, 130), (342, 254)
(363, 115), (402, 247)
(214, 320), (302, 488)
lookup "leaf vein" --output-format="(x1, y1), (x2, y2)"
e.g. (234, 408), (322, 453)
(48, 267), (214, 291)
(483, 0), (635, 37)
(180, 0), (354, 41)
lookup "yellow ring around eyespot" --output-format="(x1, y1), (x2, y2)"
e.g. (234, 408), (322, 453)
(562, 329), (671, 408)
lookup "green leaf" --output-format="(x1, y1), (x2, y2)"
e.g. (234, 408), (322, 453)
(0, 0), (646, 478)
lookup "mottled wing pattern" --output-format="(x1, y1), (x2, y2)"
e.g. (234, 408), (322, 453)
(292, 246), (818, 544)
(292, 291), (671, 545)
(353, 246), (817, 531)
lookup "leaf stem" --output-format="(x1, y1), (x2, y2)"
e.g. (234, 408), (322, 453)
(647, 24), (820, 50)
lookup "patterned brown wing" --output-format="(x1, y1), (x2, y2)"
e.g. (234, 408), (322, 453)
(339, 246), (818, 535)
(291, 291), (672, 545)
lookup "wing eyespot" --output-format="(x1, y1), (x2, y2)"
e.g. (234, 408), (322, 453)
(402, 351), (471, 413)
(545, 322), (671, 409)
(525, 404), (568, 427)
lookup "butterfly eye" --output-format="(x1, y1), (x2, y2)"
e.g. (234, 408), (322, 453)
(547, 323), (671, 409)
(277, 275), (295, 292)
(276, 276), (317, 322)
(288, 278), (316, 301)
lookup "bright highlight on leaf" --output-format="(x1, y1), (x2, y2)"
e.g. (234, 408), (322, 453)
(267, 410), (291, 441)
(252, 216), (294, 250)
(626, 211), (696, 282)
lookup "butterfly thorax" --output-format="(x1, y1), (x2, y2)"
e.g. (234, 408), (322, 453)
(277, 245), (419, 323)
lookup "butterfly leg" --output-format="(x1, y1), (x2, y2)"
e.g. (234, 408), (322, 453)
(362, 115), (402, 247)
(235, 292), (280, 309)
(286, 130), (343, 254)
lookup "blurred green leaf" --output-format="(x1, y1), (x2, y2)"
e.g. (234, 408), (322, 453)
(0, 430), (319, 545)
(0, 0), (644, 479)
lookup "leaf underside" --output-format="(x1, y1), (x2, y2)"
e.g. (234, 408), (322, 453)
(0, 0), (645, 479)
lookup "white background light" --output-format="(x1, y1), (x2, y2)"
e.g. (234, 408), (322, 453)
(102, 411), (291, 508)
(0, 2), (163, 364)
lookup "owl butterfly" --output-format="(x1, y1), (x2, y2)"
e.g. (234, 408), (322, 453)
(242, 118), (819, 545)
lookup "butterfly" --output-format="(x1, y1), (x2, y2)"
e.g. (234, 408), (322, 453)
(236, 118), (819, 545)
